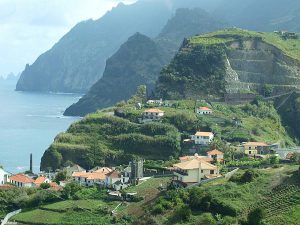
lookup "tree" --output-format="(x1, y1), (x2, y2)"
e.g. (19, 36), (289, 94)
(54, 170), (67, 184)
(62, 182), (82, 199)
(195, 213), (217, 225)
(247, 208), (265, 225)
(174, 205), (191, 221)
(261, 84), (273, 97)
(128, 85), (147, 104)
(40, 183), (50, 189)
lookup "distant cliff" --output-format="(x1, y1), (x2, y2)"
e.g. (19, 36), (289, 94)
(64, 8), (225, 116)
(15, 0), (210, 93)
(156, 29), (300, 99)
(64, 33), (170, 116)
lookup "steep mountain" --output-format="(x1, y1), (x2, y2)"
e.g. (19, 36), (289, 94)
(213, 0), (300, 32)
(64, 33), (170, 116)
(156, 28), (300, 99)
(64, 8), (226, 116)
(15, 0), (213, 93)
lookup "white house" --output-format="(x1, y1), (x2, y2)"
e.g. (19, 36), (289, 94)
(173, 159), (220, 186)
(143, 108), (164, 121)
(207, 149), (224, 162)
(9, 174), (34, 188)
(191, 131), (214, 145)
(72, 167), (112, 186)
(105, 170), (130, 191)
(0, 168), (10, 185)
(196, 107), (213, 115)
(34, 176), (50, 187)
(147, 99), (163, 105)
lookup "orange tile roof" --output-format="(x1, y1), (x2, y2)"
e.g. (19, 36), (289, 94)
(174, 159), (217, 170)
(207, 149), (224, 155)
(34, 176), (48, 185)
(93, 167), (112, 174)
(10, 174), (34, 184)
(106, 170), (121, 178)
(144, 108), (164, 113)
(199, 107), (212, 111)
(243, 142), (268, 146)
(194, 131), (214, 137)
(179, 155), (213, 162)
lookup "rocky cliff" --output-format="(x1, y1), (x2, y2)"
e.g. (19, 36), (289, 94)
(156, 29), (300, 99)
(64, 8), (225, 116)
(64, 33), (170, 116)
(15, 0), (211, 93)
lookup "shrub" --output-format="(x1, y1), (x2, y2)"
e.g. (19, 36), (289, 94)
(152, 204), (164, 215)
(247, 208), (265, 225)
(40, 183), (50, 189)
(195, 213), (217, 225)
(174, 205), (191, 221)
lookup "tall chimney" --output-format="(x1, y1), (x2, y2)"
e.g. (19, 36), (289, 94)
(30, 153), (33, 173)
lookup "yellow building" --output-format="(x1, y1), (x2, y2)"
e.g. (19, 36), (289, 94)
(173, 159), (219, 186)
(243, 142), (268, 156)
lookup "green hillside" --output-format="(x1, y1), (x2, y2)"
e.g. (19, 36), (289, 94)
(156, 28), (300, 100)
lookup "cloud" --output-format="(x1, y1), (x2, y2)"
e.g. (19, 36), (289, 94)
(0, 0), (136, 77)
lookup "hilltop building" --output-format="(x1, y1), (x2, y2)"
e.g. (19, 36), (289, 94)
(191, 131), (214, 145)
(196, 107), (213, 115)
(142, 108), (164, 122)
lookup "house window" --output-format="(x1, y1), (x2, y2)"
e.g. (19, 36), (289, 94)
(201, 170), (203, 173)
(210, 170), (214, 174)
(249, 151), (251, 155)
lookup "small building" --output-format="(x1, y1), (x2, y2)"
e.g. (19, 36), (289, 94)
(191, 131), (214, 145)
(0, 168), (10, 185)
(207, 149), (224, 161)
(143, 108), (164, 121)
(105, 170), (130, 190)
(130, 160), (144, 182)
(63, 164), (86, 177)
(72, 167), (112, 186)
(196, 107), (213, 115)
(173, 159), (219, 186)
(34, 176), (50, 187)
(9, 174), (34, 188)
(146, 99), (163, 106)
(243, 142), (268, 156)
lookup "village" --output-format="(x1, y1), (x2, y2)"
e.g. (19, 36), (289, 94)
(1, 99), (298, 194)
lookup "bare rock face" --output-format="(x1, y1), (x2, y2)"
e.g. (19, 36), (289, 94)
(225, 39), (300, 94)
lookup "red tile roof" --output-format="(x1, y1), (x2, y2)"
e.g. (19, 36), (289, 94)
(144, 108), (164, 113)
(34, 176), (48, 185)
(10, 174), (34, 184)
(207, 149), (224, 155)
(106, 170), (121, 178)
(199, 107), (212, 111)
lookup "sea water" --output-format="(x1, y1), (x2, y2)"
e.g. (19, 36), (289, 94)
(0, 79), (81, 173)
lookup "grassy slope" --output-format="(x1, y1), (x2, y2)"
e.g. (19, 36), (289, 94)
(13, 199), (121, 225)
(150, 165), (300, 225)
(189, 28), (300, 61)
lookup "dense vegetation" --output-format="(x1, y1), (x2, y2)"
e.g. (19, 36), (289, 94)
(41, 114), (181, 171)
(275, 92), (300, 144)
(138, 165), (300, 225)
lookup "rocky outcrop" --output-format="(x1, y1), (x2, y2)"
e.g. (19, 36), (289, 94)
(15, 0), (212, 93)
(225, 39), (300, 94)
(156, 29), (300, 100)
(64, 8), (226, 116)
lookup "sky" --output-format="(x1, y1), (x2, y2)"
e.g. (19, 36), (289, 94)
(0, 0), (136, 78)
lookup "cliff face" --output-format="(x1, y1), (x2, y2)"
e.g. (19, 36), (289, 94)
(64, 8), (226, 116)
(225, 39), (300, 94)
(64, 33), (170, 116)
(16, 0), (206, 93)
(156, 29), (300, 99)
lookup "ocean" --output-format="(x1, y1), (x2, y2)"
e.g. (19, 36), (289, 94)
(0, 79), (81, 173)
